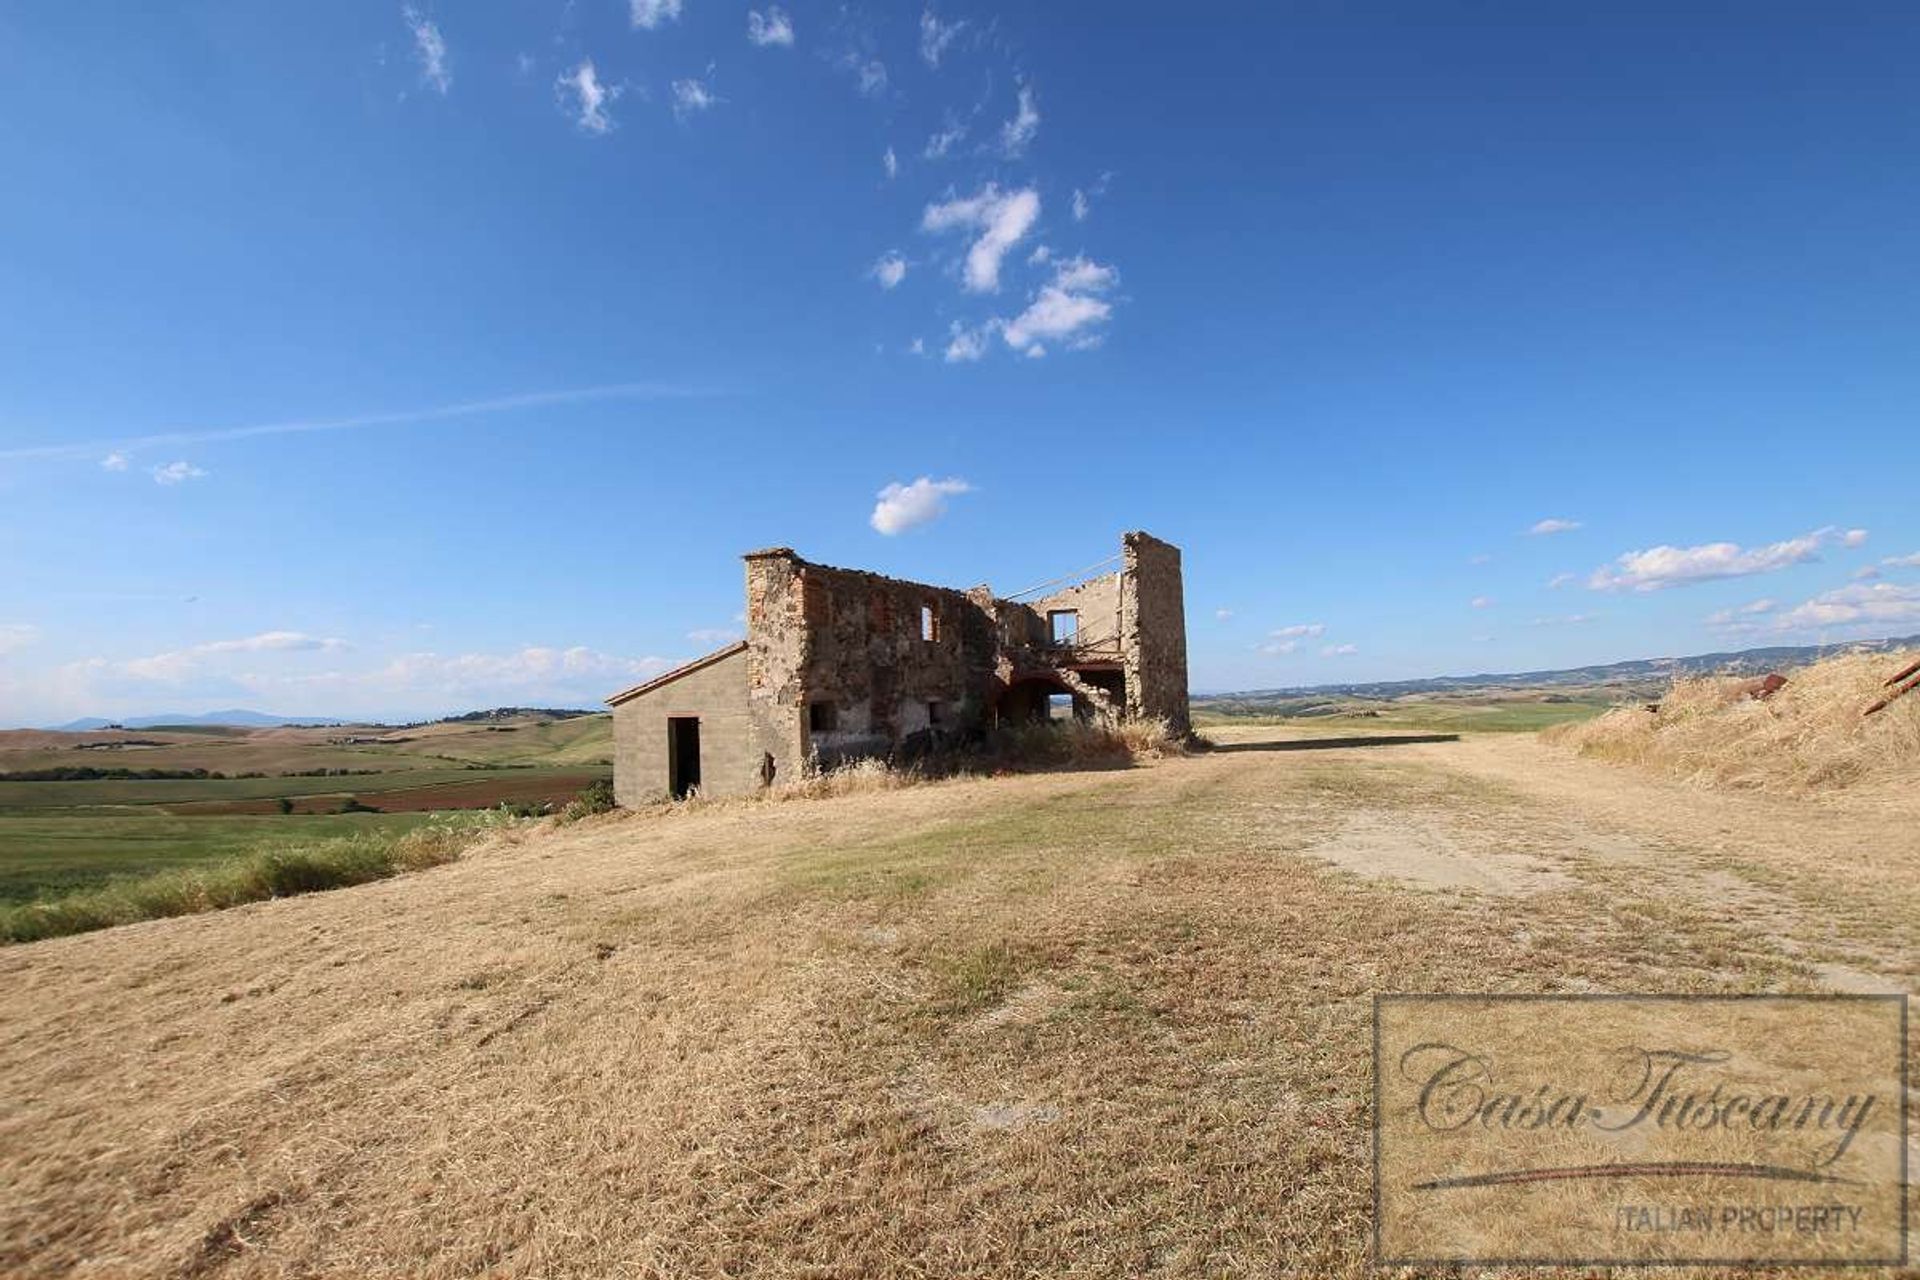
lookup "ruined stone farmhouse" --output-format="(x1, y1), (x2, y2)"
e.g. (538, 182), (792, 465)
(607, 531), (1190, 805)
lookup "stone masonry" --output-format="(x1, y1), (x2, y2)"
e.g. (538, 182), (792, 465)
(607, 531), (1189, 805)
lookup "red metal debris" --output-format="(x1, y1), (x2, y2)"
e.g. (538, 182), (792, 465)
(1864, 656), (1920, 718)
(1736, 673), (1788, 702)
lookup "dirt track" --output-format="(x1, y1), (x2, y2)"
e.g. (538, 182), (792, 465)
(1, 732), (1912, 1277)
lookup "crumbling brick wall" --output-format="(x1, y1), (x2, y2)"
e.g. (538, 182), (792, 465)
(744, 549), (999, 778)
(1120, 531), (1191, 732)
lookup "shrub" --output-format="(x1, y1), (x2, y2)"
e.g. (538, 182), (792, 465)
(559, 778), (618, 822)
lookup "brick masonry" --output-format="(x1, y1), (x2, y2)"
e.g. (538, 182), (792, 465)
(608, 531), (1190, 805)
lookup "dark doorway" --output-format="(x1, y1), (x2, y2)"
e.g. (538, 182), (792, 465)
(668, 716), (701, 798)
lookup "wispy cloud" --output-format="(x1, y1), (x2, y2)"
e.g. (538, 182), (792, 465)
(99, 451), (128, 472)
(1, 384), (697, 465)
(1002, 256), (1117, 356)
(120, 631), (348, 682)
(943, 321), (994, 363)
(557, 60), (620, 134)
(1884, 552), (1920, 568)
(687, 627), (742, 645)
(0, 624), (39, 657)
(882, 146), (898, 179)
(1000, 84), (1040, 156)
(1843, 528), (1869, 547)
(1259, 623), (1326, 654)
(1528, 517), (1582, 536)
(151, 461), (207, 486)
(1546, 572), (1576, 589)
(1770, 582), (1920, 633)
(921, 184), (1040, 293)
(402, 6), (451, 95)
(630, 0), (683, 30)
(1705, 598), (1779, 628)
(919, 7), (965, 67)
(671, 73), (721, 119)
(1322, 643), (1359, 656)
(924, 117), (968, 159)
(746, 6), (794, 47)
(837, 54), (887, 98)
(1587, 527), (1840, 592)
(1070, 171), (1113, 222)
(870, 476), (971, 534)
(1469, 596), (1493, 609)
(1214, 608), (1233, 621)
(871, 251), (908, 290)
(1527, 613), (1595, 627)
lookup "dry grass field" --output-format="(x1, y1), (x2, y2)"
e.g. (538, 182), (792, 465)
(1, 727), (1914, 1277)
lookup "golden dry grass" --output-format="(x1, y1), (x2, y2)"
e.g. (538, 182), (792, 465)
(0, 732), (1913, 1278)
(1545, 647), (1920, 792)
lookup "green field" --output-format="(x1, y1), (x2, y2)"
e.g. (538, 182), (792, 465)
(0, 812), (441, 905)
(0, 712), (613, 919)
(1192, 692), (1618, 736)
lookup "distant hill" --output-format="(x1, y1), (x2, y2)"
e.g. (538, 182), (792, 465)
(51, 710), (350, 731)
(1200, 633), (1920, 702)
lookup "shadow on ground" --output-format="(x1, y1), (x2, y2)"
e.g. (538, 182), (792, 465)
(1208, 734), (1461, 753)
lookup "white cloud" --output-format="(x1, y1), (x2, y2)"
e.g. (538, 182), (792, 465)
(100, 451), (128, 472)
(1322, 643), (1359, 657)
(1588, 528), (1838, 592)
(882, 146), (898, 179)
(0, 624), (39, 657)
(671, 74), (721, 119)
(919, 8), (965, 66)
(1883, 552), (1920, 568)
(1257, 640), (1298, 656)
(1467, 552), (1493, 566)
(1270, 623), (1326, 639)
(921, 184), (1040, 293)
(1546, 571), (1576, 589)
(1843, 528), (1869, 547)
(402, 6), (450, 95)
(119, 631), (349, 682)
(1854, 565), (1882, 581)
(1705, 598), (1779, 628)
(2, 385), (695, 465)
(151, 461), (207, 486)
(871, 251), (908, 290)
(746, 6), (794, 47)
(907, 336), (926, 356)
(1527, 613), (1596, 627)
(1027, 244), (1051, 265)
(1001, 255), (1118, 355)
(1771, 582), (1920, 634)
(630, 0), (682, 30)
(942, 322), (994, 362)
(1214, 608), (1233, 621)
(557, 60), (619, 134)
(1069, 171), (1112, 223)
(870, 476), (971, 535)
(843, 57), (887, 97)
(924, 118), (967, 159)
(1470, 596), (1493, 609)
(1000, 84), (1039, 156)
(1528, 517), (1582, 536)
(686, 627), (742, 645)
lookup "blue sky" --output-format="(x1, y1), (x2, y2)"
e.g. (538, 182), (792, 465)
(2, 2), (1917, 724)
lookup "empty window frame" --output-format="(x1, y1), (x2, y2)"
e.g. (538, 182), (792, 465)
(808, 700), (839, 732)
(920, 602), (938, 642)
(1048, 609), (1080, 643)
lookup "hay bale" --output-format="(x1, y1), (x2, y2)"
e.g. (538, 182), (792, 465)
(1544, 648), (1920, 792)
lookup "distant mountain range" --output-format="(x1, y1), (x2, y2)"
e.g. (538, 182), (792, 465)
(1199, 633), (1920, 702)
(50, 710), (351, 731)
(46, 707), (603, 731)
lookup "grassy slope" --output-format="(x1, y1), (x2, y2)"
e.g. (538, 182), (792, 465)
(0, 714), (613, 905)
(1, 737), (1910, 1276)
(0, 812), (439, 904)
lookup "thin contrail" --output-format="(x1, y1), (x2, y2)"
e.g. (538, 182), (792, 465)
(0, 382), (709, 462)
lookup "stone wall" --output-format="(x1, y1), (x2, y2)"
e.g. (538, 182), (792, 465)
(744, 550), (999, 775)
(1120, 531), (1191, 732)
(610, 646), (754, 804)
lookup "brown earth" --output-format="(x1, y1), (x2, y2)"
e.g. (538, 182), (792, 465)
(0, 730), (1912, 1278)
